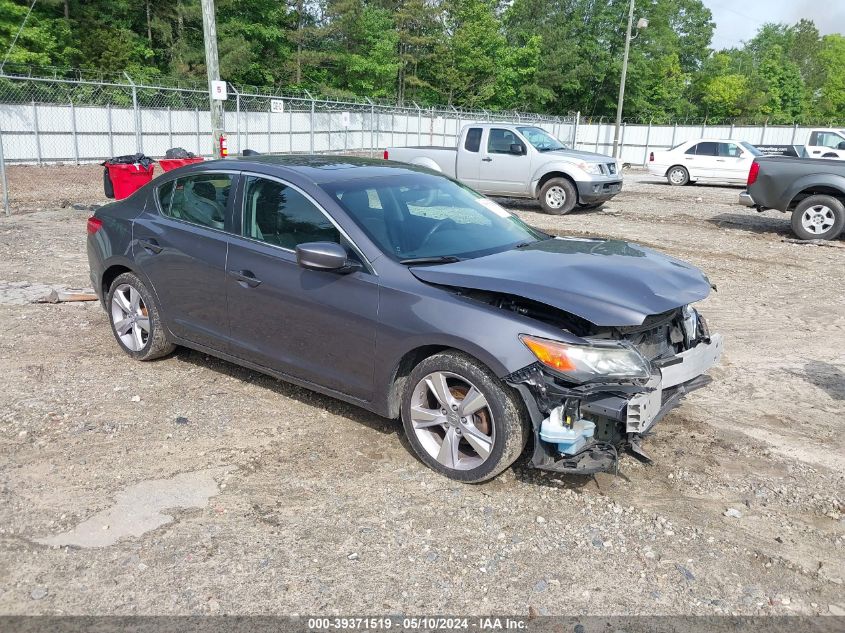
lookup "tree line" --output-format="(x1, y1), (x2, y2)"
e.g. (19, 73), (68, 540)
(0, 0), (842, 123)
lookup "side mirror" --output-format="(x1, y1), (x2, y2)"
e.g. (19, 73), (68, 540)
(837, 141), (845, 150)
(510, 143), (526, 155)
(296, 242), (360, 273)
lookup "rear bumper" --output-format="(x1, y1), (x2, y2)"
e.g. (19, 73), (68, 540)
(576, 179), (623, 203)
(738, 191), (755, 207)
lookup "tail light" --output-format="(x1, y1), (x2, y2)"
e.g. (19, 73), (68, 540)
(747, 161), (760, 186)
(649, 152), (654, 162)
(87, 216), (103, 235)
(383, 150), (389, 160)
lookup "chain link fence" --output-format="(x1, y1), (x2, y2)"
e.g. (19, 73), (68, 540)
(0, 65), (574, 165)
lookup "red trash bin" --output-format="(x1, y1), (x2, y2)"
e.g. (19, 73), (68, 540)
(158, 157), (204, 172)
(106, 163), (155, 200)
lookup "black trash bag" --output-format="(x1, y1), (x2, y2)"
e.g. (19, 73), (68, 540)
(164, 147), (196, 159)
(101, 153), (155, 168)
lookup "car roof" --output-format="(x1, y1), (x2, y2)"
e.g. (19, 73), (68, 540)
(189, 154), (435, 184)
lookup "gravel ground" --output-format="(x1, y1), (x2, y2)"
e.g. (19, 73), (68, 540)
(0, 165), (843, 617)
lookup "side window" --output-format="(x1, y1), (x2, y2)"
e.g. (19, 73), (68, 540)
(464, 128), (482, 152)
(159, 173), (234, 230)
(685, 143), (699, 155)
(819, 132), (844, 149)
(696, 142), (718, 156)
(487, 128), (517, 154)
(243, 176), (340, 250)
(719, 143), (741, 157)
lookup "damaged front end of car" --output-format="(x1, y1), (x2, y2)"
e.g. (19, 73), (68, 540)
(504, 303), (723, 475)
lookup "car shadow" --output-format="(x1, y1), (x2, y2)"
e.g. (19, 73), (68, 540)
(706, 212), (794, 237)
(800, 360), (845, 401)
(641, 179), (747, 190)
(492, 197), (606, 215)
(172, 347), (400, 437)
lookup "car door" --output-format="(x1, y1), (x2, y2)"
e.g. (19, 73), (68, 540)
(455, 127), (482, 190)
(807, 131), (845, 157)
(716, 142), (750, 182)
(683, 141), (719, 179)
(477, 128), (530, 195)
(132, 171), (237, 351)
(225, 173), (379, 401)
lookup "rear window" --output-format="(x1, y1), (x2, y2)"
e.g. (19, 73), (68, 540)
(464, 128), (482, 152)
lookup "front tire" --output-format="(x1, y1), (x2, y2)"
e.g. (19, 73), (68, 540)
(666, 165), (690, 186)
(539, 177), (577, 215)
(107, 272), (175, 360)
(401, 351), (529, 483)
(791, 195), (845, 240)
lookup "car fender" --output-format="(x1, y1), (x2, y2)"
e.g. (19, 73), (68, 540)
(530, 161), (582, 197)
(784, 172), (845, 208)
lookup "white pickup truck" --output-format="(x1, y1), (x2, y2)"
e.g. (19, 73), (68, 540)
(384, 123), (622, 214)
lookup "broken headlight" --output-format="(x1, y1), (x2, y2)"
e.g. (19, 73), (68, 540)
(682, 305), (699, 342)
(520, 334), (651, 382)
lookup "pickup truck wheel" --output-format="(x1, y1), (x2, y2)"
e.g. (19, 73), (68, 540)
(791, 195), (845, 240)
(666, 166), (689, 186)
(539, 178), (577, 215)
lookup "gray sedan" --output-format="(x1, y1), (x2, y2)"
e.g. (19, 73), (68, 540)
(87, 156), (722, 482)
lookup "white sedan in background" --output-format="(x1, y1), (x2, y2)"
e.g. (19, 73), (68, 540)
(648, 139), (762, 186)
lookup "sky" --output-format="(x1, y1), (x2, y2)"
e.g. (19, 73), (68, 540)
(702, 0), (845, 50)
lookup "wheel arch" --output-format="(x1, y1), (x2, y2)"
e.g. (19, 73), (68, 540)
(535, 170), (577, 198)
(665, 164), (688, 177)
(385, 344), (511, 420)
(787, 184), (845, 211)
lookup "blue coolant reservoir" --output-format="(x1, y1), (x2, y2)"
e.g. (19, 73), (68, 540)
(540, 407), (596, 455)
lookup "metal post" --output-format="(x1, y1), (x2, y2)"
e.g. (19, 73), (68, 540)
(167, 106), (173, 150)
(307, 91), (315, 153)
(195, 107), (201, 155)
(69, 99), (79, 164)
(107, 103), (114, 157)
(233, 86), (241, 154)
(572, 112), (580, 149)
(791, 122), (798, 145)
(123, 73), (141, 153)
(31, 100), (41, 166)
(366, 98), (375, 157)
(414, 102), (422, 145)
(643, 117), (652, 166)
(761, 119), (768, 144)
(612, 0), (636, 158)
(729, 122), (734, 139)
(267, 107), (272, 153)
(594, 119), (600, 154)
(201, 0), (225, 158)
(620, 121), (627, 160)
(0, 127), (10, 216)
(289, 106), (293, 153)
(671, 122), (677, 148)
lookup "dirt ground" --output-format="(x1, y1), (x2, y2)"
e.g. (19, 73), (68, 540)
(0, 164), (843, 617)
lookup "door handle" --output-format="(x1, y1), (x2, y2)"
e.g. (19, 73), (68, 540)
(229, 269), (262, 288)
(482, 157), (493, 162)
(716, 159), (725, 162)
(138, 239), (162, 254)
(812, 151), (820, 154)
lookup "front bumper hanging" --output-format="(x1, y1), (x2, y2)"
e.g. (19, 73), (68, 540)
(507, 334), (723, 475)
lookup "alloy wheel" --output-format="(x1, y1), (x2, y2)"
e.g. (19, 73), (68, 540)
(668, 168), (687, 185)
(800, 204), (835, 235)
(110, 283), (150, 352)
(409, 371), (495, 471)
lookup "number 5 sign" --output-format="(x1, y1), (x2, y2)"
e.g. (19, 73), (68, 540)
(211, 80), (228, 100)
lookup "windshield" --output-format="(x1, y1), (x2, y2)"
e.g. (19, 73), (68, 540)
(322, 173), (547, 262)
(740, 142), (763, 156)
(516, 126), (567, 152)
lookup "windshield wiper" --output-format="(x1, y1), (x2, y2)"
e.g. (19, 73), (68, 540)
(399, 255), (462, 265)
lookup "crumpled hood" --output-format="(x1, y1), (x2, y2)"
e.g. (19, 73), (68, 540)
(410, 238), (712, 327)
(544, 148), (616, 163)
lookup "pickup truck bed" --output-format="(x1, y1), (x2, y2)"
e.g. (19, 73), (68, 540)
(746, 155), (845, 240)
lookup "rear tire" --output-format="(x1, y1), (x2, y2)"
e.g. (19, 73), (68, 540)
(539, 177), (577, 215)
(790, 195), (845, 241)
(666, 165), (689, 186)
(107, 272), (175, 361)
(401, 351), (530, 483)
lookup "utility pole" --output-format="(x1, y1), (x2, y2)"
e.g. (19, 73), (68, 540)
(612, 0), (636, 159)
(201, 0), (225, 158)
